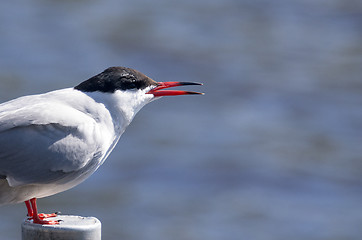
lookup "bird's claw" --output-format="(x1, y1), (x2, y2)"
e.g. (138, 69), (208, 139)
(38, 212), (58, 219)
(27, 212), (61, 224)
(28, 212), (58, 220)
(32, 219), (60, 225)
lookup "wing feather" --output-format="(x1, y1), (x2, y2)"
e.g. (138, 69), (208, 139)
(0, 93), (105, 187)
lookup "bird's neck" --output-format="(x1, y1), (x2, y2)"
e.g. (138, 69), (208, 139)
(84, 90), (153, 135)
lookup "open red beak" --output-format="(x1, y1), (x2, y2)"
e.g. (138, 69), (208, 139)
(146, 82), (204, 97)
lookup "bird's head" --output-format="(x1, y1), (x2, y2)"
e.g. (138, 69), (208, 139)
(74, 67), (203, 123)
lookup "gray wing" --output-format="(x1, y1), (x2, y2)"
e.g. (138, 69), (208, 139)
(0, 124), (104, 186)
(0, 123), (103, 187)
(0, 96), (105, 187)
(0, 92), (111, 187)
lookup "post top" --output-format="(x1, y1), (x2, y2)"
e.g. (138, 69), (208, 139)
(22, 215), (101, 240)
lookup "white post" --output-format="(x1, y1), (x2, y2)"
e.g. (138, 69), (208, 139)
(21, 215), (101, 240)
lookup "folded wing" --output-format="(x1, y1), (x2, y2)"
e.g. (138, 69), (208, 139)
(0, 97), (104, 187)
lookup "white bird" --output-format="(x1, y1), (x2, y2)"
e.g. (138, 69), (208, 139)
(0, 66), (203, 224)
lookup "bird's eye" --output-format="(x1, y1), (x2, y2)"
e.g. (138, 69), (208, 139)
(128, 82), (137, 89)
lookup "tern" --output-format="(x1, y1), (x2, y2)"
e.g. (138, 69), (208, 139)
(0, 66), (203, 224)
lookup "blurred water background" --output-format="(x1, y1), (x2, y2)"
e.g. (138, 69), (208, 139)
(1, 0), (362, 239)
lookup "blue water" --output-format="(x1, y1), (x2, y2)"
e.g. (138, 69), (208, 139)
(1, 0), (362, 239)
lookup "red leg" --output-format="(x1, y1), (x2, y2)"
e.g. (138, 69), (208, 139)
(25, 198), (57, 219)
(25, 200), (33, 218)
(25, 198), (59, 225)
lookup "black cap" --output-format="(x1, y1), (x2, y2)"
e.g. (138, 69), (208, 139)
(74, 67), (158, 93)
